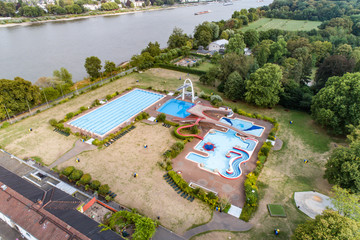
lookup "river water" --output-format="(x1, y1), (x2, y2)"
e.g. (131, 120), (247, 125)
(0, 0), (271, 83)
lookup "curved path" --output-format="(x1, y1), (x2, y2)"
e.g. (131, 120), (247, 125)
(183, 211), (252, 239)
(49, 140), (97, 168)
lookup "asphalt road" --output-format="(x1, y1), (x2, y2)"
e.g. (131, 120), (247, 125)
(0, 220), (23, 240)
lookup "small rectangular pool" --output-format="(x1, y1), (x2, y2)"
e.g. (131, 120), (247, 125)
(158, 99), (194, 118)
(69, 89), (164, 137)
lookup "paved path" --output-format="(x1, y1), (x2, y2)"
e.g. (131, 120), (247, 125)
(49, 140), (97, 168)
(273, 139), (283, 151)
(183, 211), (252, 239)
(153, 226), (185, 240)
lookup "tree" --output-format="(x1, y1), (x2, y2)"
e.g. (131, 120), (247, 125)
(69, 169), (83, 181)
(331, 185), (360, 222)
(311, 72), (360, 134)
(245, 63), (283, 107)
(335, 44), (353, 58)
(197, 30), (212, 48)
(167, 27), (188, 49)
(141, 41), (161, 57)
(311, 41), (332, 65)
(292, 210), (360, 240)
(194, 22), (213, 47)
(226, 33), (246, 55)
(53, 67), (73, 85)
(244, 29), (259, 48)
(324, 137), (360, 192)
(224, 71), (245, 101)
(315, 55), (354, 90)
(280, 80), (313, 111)
(98, 184), (110, 195)
(84, 56), (102, 80)
(254, 40), (273, 67)
(270, 36), (287, 63)
(104, 60), (116, 75)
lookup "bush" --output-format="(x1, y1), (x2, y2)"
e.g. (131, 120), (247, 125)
(92, 139), (101, 146)
(98, 184), (110, 195)
(69, 169), (83, 182)
(90, 180), (101, 190)
(66, 112), (74, 119)
(80, 106), (87, 112)
(79, 173), (92, 185)
(49, 119), (58, 126)
(156, 113), (166, 122)
(157, 63), (207, 75)
(62, 166), (75, 176)
(210, 95), (223, 105)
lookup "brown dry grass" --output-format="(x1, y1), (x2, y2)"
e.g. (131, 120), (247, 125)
(58, 123), (212, 234)
(0, 68), (199, 165)
(192, 231), (246, 240)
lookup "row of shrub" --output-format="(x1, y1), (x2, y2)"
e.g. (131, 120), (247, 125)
(237, 108), (278, 221)
(168, 171), (223, 210)
(156, 63), (207, 76)
(198, 91), (223, 106)
(61, 166), (113, 200)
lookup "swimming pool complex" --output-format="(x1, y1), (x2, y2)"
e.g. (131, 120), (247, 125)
(158, 99), (194, 118)
(220, 117), (264, 137)
(69, 89), (164, 137)
(186, 129), (258, 179)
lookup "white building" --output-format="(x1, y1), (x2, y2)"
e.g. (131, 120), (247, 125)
(208, 39), (229, 52)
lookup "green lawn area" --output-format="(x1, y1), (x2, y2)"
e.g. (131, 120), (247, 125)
(240, 18), (322, 32)
(268, 204), (287, 217)
(193, 62), (215, 71)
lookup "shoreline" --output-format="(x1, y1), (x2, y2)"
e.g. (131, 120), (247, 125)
(0, 4), (195, 28)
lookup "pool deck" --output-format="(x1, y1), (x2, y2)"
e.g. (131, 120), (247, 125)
(172, 109), (273, 208)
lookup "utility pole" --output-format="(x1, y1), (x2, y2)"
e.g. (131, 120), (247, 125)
(4, 104), (12, 124)
(42, 90), (49, 108)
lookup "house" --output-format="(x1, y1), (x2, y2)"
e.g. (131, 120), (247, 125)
(0, 166), (122, 240)
(208, 39), (229, 52)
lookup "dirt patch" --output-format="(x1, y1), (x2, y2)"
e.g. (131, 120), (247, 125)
(58, 123), (211, 234)
(192, 231), (248, 240)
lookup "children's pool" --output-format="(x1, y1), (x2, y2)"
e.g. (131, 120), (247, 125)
(158, 99), (194, 118)
(69, 89), (164, 137)
(220, 117), (264, 137)
(186, 129), (258, 179)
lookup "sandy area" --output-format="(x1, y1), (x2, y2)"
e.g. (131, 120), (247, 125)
(192, 231), (247, 240)
(58, 123), (212, 234)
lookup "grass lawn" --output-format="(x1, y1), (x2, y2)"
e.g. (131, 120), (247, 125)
(193, 62), (215, 71)
(268, 204), (286, 217)
(240, 18), (322, 32)
(0, 67), (343, 238)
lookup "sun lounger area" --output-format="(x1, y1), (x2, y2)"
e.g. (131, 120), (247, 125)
(104, 125), (136, 147)
(163, 173), (194, 202)
(53, 128), (70, 137)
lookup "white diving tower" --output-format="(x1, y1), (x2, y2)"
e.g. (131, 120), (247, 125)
(176, 78), (196, 103)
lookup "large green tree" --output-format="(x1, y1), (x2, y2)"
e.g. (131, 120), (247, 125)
(84, 56), (102, 80)
(167, 27), (188, 49)
(331, 185), (360, 222)
(245, 63), (283, 107)
(311, 72), (360, 134)
(325, 130), (360, 192)
(224, 71), (245, 101)
(292, 210), (360, 240)
(53, 67), (73, 85)
(104, 60), (116, 75)
(244, 29), (259, 48)
(226, 33), (246, 55)
(0, 78), (41, 120)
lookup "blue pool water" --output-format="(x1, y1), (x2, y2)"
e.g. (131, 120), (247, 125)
(186, 129), (257, 179)
(69, 89), (163, 136)
(220, 118), (264, 137)
(158, 99), (194, 118)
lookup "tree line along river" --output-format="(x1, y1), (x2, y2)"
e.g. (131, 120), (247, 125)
(0, 0), (271, 83)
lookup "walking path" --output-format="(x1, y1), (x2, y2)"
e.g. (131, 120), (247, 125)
(49, 140), (97, 168)
(183, 211), (252, 239)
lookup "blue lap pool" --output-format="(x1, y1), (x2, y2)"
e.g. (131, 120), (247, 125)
(186, 129), (258, 179)
(69, 89), (164, 137)
(158, 99), (194, 118)
(220, 117), (264, 137)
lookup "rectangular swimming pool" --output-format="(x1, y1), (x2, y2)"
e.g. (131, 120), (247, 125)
(69, 89), (164, 137)
(158, 99), (194, 118)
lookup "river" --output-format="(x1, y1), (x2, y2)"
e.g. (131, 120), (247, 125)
(0, 0), (271, 83)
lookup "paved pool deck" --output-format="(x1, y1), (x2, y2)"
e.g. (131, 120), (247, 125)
(172, 108), (273, 208)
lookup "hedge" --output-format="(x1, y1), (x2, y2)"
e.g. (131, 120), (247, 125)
(168, 171), (220, 209)
(156, 63), (207, 75)
(174, 125), (195, 140)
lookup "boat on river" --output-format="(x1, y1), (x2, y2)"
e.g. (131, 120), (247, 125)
(194, 10), (212, 15)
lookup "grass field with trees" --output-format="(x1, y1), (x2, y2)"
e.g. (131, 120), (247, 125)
(240, 18), (322, 32)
